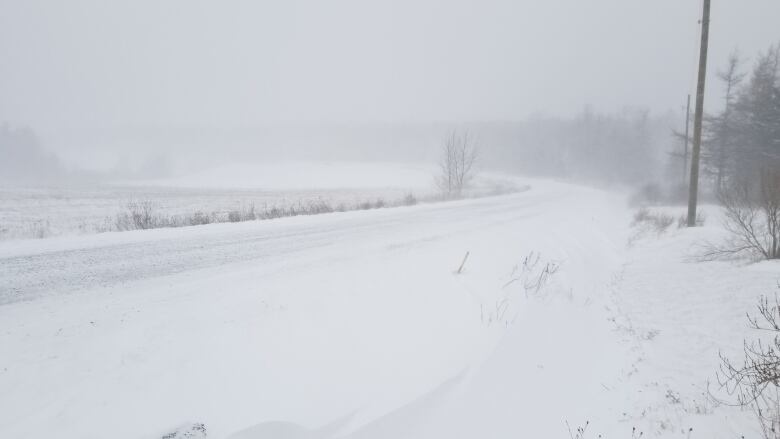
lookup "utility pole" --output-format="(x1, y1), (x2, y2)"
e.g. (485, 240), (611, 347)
(683, 94), (691, 186)
(687, 0), (711, 227)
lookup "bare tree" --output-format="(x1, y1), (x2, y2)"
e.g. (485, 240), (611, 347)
(704, 170), (780, 260)
(437, 130), (478, 198)
(717, 293), (780, 438)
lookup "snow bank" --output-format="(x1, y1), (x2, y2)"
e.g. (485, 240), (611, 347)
(2, 181), (776, 439)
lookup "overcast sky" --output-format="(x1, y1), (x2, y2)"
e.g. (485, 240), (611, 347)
(1, 0), (779, 162)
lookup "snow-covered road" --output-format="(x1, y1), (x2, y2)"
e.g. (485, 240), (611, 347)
(2, 188), (539, 305)
(1, 180), (638, 439)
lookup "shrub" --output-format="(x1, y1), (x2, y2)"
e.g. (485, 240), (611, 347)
(632, 207), (652, 225)
(705, 170), (780, 260)
(718, 293), (780, 438)
(631, 208), (674, 234)
(242, 204), (256, 221)
(654, 214), (674, 232)
(262, 206), (285, 219)
(116, 200), (159, 230)
(226, 204), (256, 223)
(188, 211), (213, 226)
(107, 187), (501, 235)
(228, 210), (242, 223)
(502, 251), (560, 297)
(306, 199), (333, 215)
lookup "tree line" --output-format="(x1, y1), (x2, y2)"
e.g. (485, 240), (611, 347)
(703, 44), (780, 192)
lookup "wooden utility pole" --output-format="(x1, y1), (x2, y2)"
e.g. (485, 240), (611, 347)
(687, 0), (711, 227)
(683, 94), (691, 185)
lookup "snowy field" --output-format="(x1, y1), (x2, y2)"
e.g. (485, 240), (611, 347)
(0, 162), (518, 241)
(0, 184), (416, 240)
(0, 176), (778, 438)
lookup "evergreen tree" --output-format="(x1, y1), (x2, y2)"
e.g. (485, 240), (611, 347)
(703, 51), (745, 190)
(731, 44), (780, 184)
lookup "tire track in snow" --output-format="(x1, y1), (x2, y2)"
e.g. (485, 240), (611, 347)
(0, 192), (550, 305)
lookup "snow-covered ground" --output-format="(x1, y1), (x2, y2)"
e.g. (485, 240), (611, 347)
(0, 177), (777, 438)
(0, 162), (518, 240)
(0, 184), (411, 240)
